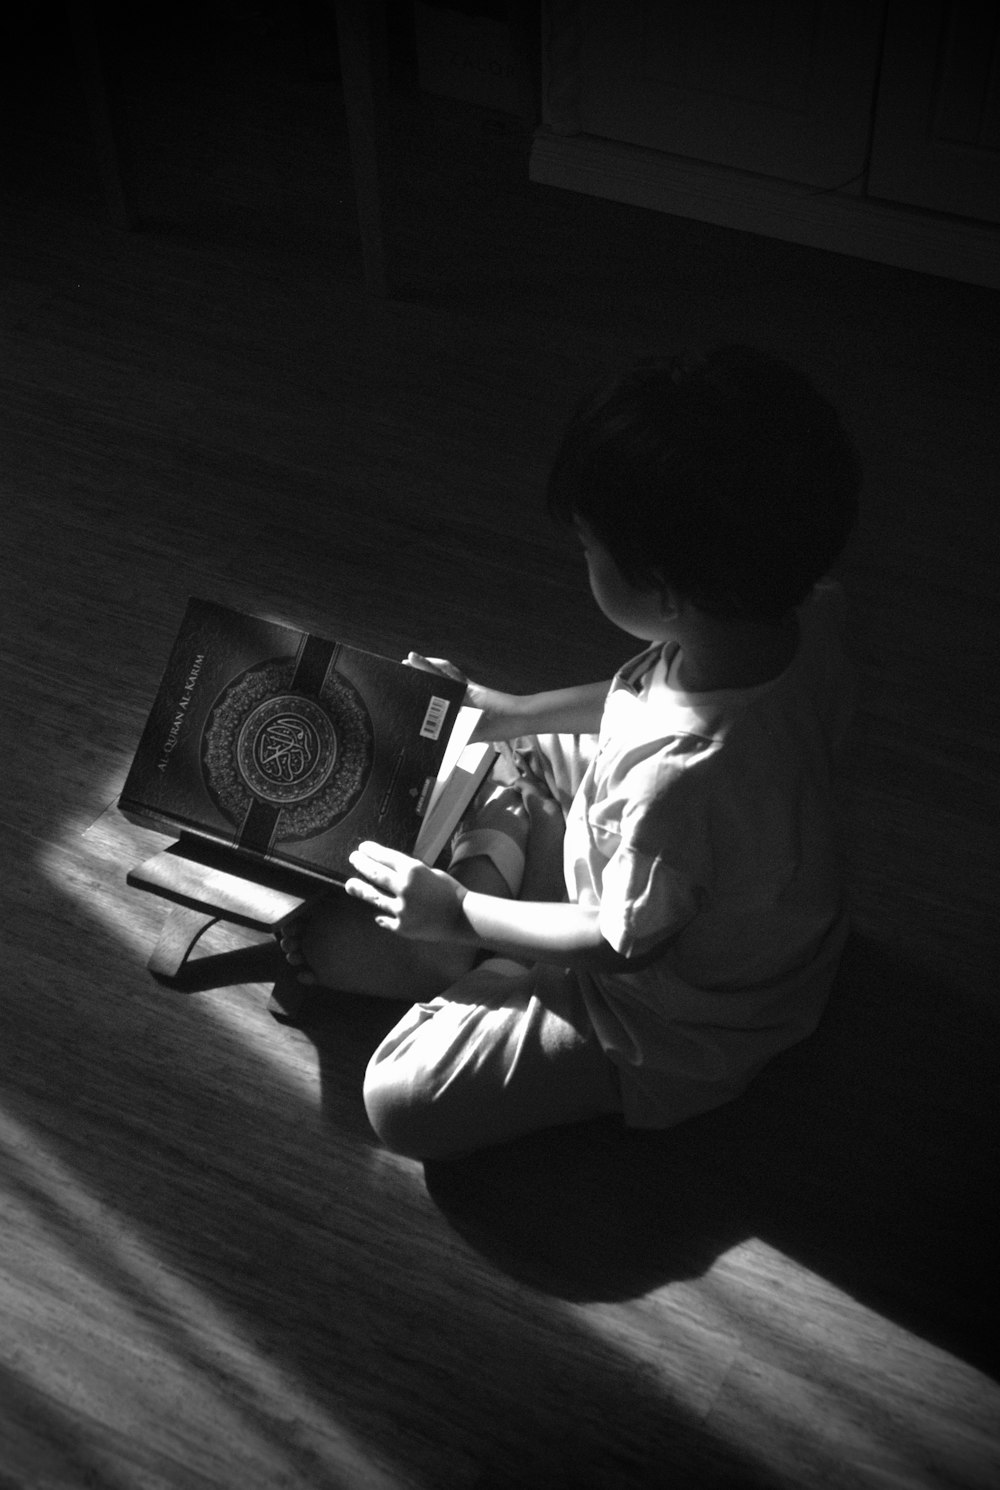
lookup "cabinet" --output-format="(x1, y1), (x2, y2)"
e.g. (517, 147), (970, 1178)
(576, 0), (884, 187)
(867, 1), (1000, 222)
(532, 0), (1000, 287)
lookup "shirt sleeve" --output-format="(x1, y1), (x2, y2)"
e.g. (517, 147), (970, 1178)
(593, 755), (711, 960)
(598, 840), (702, 959)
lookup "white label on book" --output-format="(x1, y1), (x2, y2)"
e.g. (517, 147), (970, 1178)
(420, 695), (450, 741)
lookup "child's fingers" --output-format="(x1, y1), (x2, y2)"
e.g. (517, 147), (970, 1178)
(404, 652), (468, 683)
(350, 842), (415, 878)
(514, 756), (551, 793)
(343, 876), (374, 903)
(344, 870), (401, 922)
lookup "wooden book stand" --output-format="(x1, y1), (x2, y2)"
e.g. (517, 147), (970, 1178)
(127, 835), (326, 1021)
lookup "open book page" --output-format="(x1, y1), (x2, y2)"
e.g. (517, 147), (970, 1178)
(413, 707), (497, 866)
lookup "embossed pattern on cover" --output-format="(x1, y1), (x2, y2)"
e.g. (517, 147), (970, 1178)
(119, 599), (468, 886)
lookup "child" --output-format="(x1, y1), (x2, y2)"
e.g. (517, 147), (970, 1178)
(283, 345), (861, 1160)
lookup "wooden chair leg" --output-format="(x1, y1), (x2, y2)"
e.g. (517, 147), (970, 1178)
(66, 0), (138, 231)
(335, 0), (392, 296)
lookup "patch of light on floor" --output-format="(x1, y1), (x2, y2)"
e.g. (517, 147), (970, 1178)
(36, 792), (321, 1104)
(674, 1236), (998, 1490)
(0, 1103), (404, 1490)
(35, 813), (154, 961)
(204, 976), (322, 1102)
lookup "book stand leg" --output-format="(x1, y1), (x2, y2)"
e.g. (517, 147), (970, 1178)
(127, 841), (323, 1022)
(146, 905), (220, 980)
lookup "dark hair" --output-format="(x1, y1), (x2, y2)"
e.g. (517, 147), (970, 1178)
(547, 345), (861, 621)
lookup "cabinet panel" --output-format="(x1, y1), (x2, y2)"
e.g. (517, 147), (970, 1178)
(867, 0), (1000, 223)
(576, 0), (885, 186)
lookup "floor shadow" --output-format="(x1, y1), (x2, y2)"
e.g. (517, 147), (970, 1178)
(149, 936), (279, 994)
(6, 852), (781, 1490)
(413, 932), (1000, 1380)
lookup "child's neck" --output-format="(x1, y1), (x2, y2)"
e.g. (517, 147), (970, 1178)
(673, 611), (798, 692)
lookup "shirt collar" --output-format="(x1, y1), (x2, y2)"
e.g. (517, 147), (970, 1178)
(613, 642), (671, 696)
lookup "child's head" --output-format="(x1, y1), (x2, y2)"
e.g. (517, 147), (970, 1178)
(547, 345), (860, 623)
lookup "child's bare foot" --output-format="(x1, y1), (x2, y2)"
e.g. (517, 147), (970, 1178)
(278, 892), (477, 1001)
(278, 920), (318, 984)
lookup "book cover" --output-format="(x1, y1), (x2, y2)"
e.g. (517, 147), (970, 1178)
(119, 599), (481, 887)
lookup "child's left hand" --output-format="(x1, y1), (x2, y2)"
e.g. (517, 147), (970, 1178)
(345, 843), (466, 941)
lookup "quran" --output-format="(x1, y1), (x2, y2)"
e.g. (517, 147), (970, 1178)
(119, 599), (495, 888)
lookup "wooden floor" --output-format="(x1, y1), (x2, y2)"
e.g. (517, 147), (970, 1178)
(1, 11), (998, 1488)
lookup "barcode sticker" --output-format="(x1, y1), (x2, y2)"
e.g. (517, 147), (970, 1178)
(420, 695), (450, 741)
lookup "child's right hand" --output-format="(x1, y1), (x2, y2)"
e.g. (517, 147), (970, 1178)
(404, 652), (518, 742)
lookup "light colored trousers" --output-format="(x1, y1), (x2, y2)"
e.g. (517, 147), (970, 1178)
(363, 734), (623, 1159)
